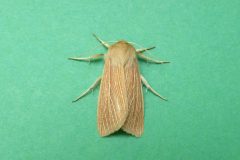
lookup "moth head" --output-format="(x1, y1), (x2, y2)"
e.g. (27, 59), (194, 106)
(111, 40), (135, 51)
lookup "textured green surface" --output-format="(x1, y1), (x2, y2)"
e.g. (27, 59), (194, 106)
(1, 0), (240, 159)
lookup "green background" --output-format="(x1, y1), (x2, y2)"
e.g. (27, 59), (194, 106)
(1, 0), (239, 159)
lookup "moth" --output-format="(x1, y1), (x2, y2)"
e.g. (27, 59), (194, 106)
(69, 34), (169, 137)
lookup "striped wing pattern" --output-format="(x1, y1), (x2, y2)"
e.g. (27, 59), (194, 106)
(97, 57), (144, 137)
(97, 59), (129, 136)
(121, 59), (144, 137)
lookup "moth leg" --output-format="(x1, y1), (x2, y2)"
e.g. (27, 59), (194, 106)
(136, 46), (155, 53)
(72, 77), (101, 102)
(68, 54), (104, 62)
(93, 34), (110, 48)
(140, 75), (167, 101)
(137, 53), (170, 64)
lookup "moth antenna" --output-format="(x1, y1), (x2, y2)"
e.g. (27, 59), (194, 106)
(93, 34), (110, 48)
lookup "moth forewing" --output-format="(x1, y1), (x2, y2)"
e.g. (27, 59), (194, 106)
(97, 41), (144, 137)
(121, 58), (144, 137)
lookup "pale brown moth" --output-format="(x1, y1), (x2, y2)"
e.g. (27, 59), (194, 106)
(69, 34), (169, 137)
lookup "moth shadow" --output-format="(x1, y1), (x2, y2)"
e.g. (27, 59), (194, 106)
(105, 130), (133, 138)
